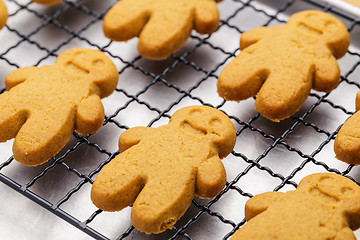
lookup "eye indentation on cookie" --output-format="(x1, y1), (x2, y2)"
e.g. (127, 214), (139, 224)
(310, 187), (339, 204)
(297, 22), (323, 36)
(92, 59), (105, 67)
(65, 61), (90, 75)
(180, 121), (207, 136)
(325, 20), (337, 30)
(341, 186), (355, 196)
(318, 175), (332, 183)
(209, 118), (221, 127)
(73, 51), (86, 57)
(189, 109), (202, 116)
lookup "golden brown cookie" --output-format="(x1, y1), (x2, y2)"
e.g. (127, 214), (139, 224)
(0, 48), (119, 166)
(343, 0), (360, 8)
(103, 0), (222, 60)
(0, 0), (8, 30)
(217, 10), (349, 122)
(334, 91), (360, 165)
(232, 173), (360, 240)
(31, 0), (62, 5)
(91, 105), (236, 234)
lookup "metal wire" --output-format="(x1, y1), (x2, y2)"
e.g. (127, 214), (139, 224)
(0, 0), (360, 239)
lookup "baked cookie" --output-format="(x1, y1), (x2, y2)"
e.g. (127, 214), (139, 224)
(0, 48), (119, 166)
(103, 0), (222, 60)
(343, 0), (360, 8)
(334, 91), (360, 165)
(31, 0), (62, 5)
(91, 105), (236, 234)
(0, 0), (7, 30)
(232, 173), (360, 239)
(217, 10), (349, 122)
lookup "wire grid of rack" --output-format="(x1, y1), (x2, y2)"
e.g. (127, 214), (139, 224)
(0, 0), (360, 239)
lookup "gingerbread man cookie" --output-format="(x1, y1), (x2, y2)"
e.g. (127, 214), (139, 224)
(334, 91), (360, 165)
(0, 0), (8, 30)
(103, 0), (222, 60)
(232, 173), (360, 240)
(218, 10), (349, 121)
(91, 105), (236, 234)
(0, 48), (119, 166)
(31, 0), (62, 6)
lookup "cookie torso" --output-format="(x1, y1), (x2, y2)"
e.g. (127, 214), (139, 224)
(232, 173), (360, 240)
(91, 105), (236, 234)
(103, 0), (221, 60)
(232, 191), (349, 239)
(217, 10), (349, 121)
(0, 48), (119, 166)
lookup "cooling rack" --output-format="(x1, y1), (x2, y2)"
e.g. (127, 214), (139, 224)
(0, 0), (360, 239)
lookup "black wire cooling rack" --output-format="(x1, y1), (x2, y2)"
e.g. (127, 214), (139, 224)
(0, 0), (360, 239)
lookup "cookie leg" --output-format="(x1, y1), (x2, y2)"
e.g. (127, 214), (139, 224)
(0, 97), (27, 142)
(334, 111), (360, 165)
(131, 168), (196, 234)
(12, 109), (75, 166)
(255, 65), (312, 121)
(91, 155), (145, 212)
(137, 3), (193, 60)
(217, 52), (268, 101)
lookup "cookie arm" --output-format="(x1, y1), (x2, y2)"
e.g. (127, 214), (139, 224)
(240, 27), (269, 50)
(103, 0), (150, 41)
(5, 66), (38, 90)
(334, 111), (360, 165)
(341, 198), (360, 231)
(194, 0), (220, 34)
(118, 126), (156, 152)
(245, 191), (285, 221)
(312, 56), (340, 93)
(196, 155), (226, 198)
(75, 94), (105, 136)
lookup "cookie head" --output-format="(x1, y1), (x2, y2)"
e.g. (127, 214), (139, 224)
(289, 10), (349, 58)
(298, 173), (360, 205)
(170, 105), (236, 158)
(57, 48), (119, 98)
